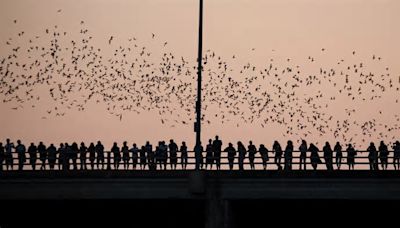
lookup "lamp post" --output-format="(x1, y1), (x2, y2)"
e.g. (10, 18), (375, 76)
(195, 0), (203, 148)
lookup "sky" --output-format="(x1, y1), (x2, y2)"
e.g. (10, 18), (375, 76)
(0, 0), (399, 149)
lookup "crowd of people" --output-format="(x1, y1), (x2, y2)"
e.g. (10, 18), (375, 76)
(0, 136), (399, 171)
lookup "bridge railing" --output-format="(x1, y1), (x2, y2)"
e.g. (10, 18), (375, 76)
(0, 150), (397, 171)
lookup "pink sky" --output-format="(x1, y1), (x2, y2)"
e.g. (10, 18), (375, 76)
(0, 0), (399, 149)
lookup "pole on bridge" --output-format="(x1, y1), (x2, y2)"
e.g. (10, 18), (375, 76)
(195, 0), (203, 149)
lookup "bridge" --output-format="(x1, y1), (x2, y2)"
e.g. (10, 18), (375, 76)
(1, 170), (400, 227)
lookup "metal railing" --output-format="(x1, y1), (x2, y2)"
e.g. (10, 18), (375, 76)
(0, 150), (398, 171)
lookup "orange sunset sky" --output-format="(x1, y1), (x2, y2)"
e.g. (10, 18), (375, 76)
(0, 0), (399, 149)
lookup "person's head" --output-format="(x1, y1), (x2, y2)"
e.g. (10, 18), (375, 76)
(97, 141), (101, 145)
(237, 141), (242, 146)
(370, 142), (375, 146)
(182, 141), (186, 146)
(396, 141), (400, 145)
(17, 140), (21, 145)
(90, 142), (94, 147)
(380, 141), (385, 145)
(249, 140), (253, 145)
(215, 135), (219, 140)
(325, 141), (330, 146)
(60, 143), (64, 147)
(6, 138), (10, 143)
(123, 141), (127, 146)
(170, 139), (174, 143)
(228, 142), (233, 147)
(209, 139), (212, 144)
(50, 143), (54, 147)
(81, 142), (85, 146)
(113, 142), (117, 147)
(133, 143), (137, 147)
(288, 140), (293, 146)
(146, 141), (150, 145)
(301, 140), (306, 145)
(260, 144), (265, 149)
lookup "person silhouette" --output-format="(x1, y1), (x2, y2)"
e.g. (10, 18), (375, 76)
(308, 143), (321, 171)
(122, 141), (130, 170)
(248, 141), (257, 170)
(299, 140), (308, 170)
(169, 139), (178, 170)
(140, 145), (147, 170)
(58, 143), (65, 170)
(148, 142), (156, 171)
(180, 141), (188, 170)
(160, 141), (167, 170)
(284, 140), (293, 171)
(334, 142), (343, 170)
(48, 144), (57, 170)
(15, 140), (26, 171)
(346, 144), (357, 170)
(194, 142), (204, 170)
(28, 142), (37, 170)
(259, 144), (269, 170)
(88, 143), (96, 170)
(237, 141), (246, 170)
(38, 141), (47, 170)
(393, 141), (400, 170)
(111, 142), (121, 170)
(79, 142), (88, 170)
(130, 143), (139, 170)
(5, 139), (14, 170)
(323, 142), (333, 171)
(212, 136), (223, 170)
(155, 142), (162, 170)
(0, 143), (4, 171)
(71, 142), (79, 170)
(225, 143), (236, 170)
(205, 139), (214, 170)
(379, 141), (389, 170)
(367, 142), (378, 171)
(64, 143), (71, 170)
(272, 141), (283, 170)
(95, 141), (105, 170)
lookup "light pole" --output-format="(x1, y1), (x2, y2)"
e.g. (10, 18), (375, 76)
(195, 0), (203, 147)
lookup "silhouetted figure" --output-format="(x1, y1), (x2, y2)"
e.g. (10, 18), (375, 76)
(323, 142), (333, 171)
(64, 143), (71, 170)
(284, 140), (293, 171)
(238, 141), (246, 170)
(156, 142), (163, 170)
(308, 143), (321, 171)
(130, 143), (139, 170)
(140, 145), (147, 170)
(0, 143), (4, 171)
(5, 139), (14, 170)
(272, 141), (283, 170)
(180, 142), (188, 170)
(106, 150), (112, 170)
(393, 141), (400, 170)
(194, 142), (204, 170)
(169, 139), (178, 170)
(88, 143), (96, 169)
(122, 141), (130, 170)
(47, 144), (57, 170)
(71, 142), (79, 170)
(111, 142), (121, 170)
(148, 142), (156, 171)
(248, 141), (257, 170)
(212, 136), (223, 170)
(159, 141), (167, 170)
(58, 143), (65, 170)
(334, 142), (343, 170)
(299, 140), (308, 170)
(95, 141), (105, 170)
(205, 139), (214, 170)
(346, 144), (357, 170)
(259, 144), (269, 170)
(38, 142), (47, 170)
(79, 142), (88, 170)
(28, 143), (37, 170)
(379, 141), (389, 170)
(15, 140), (26, 171)
(225, 143), (236, 170)
(367, 142), (378, 171)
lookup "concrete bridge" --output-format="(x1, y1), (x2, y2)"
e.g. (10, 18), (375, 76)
(1, 171), (400, 227)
